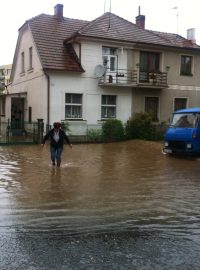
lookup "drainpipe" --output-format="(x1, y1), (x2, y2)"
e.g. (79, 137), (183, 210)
(44, 70), (50, 127)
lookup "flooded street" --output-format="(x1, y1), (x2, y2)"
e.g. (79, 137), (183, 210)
(1, 140), (200, 269)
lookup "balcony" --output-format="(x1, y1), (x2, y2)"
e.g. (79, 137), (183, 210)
(98, 69), (168, 89)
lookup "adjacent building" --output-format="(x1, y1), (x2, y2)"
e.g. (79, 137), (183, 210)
(2, 4), (200, 134)
(0, 64), (12, 118)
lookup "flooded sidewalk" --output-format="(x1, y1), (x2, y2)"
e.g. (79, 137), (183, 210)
(0, 140), (200, 269)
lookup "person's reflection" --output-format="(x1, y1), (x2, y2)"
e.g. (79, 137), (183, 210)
(51, 167), (61, 178)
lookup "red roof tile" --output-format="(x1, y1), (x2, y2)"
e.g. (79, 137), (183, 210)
(151, 31), (200, 49)
(24, 12), (200, 73)
(28, 14), (88, 71)
(67, 12), (200, 49)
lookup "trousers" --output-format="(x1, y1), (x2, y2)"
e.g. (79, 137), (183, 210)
(50, 146), (63, 162)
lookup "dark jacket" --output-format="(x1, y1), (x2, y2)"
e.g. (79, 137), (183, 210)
(42, 128), (71, 149)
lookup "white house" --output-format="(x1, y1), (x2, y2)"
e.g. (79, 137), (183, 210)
(3, 4), (200, 135)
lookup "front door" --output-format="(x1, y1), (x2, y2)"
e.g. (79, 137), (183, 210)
(11, 98), (25, 134)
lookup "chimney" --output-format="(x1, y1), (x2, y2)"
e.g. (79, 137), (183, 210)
(135, 6), (145, 29)
(54, 4), (63, 19)
(187, 28), (196, 44)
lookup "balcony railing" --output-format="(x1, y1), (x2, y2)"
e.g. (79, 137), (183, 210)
(98, 69), (168, 88)
(99, 68), (137, 85)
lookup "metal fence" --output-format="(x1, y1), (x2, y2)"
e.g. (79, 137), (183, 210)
(0, 119), (168, 145)
(0, 120), (38, 145)
(60, 122), (103, 143)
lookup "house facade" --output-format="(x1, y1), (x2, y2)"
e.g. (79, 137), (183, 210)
(0, 64), (12, 118)
(3, 4), (200, 135)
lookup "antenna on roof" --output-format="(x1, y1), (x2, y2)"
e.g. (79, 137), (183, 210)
(172, 6), (179, 34)
(108, 0), (112, 29)
(104, 0), (111, 13)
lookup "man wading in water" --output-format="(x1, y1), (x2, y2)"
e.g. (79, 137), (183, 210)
(41, 122), (72, 167)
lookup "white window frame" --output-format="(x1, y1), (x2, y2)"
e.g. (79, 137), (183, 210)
(101, 95), (117, 119)
(65, 93), (82, 119)
(102, 47), (118, 71)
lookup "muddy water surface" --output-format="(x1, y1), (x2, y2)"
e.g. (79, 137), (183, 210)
(0, 140), (200, 269)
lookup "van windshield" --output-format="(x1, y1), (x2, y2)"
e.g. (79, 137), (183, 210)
(171, 113), (199, 128)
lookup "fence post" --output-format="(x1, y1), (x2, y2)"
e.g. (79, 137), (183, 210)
(6, 118), (10, 143)
(37, 119), (44, 144)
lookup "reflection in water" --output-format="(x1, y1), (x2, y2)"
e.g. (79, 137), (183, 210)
(0, 141), (200, 239)
(1, 141), (200, 268)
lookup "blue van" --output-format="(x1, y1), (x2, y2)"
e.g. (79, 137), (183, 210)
(163, 108), (200, 155)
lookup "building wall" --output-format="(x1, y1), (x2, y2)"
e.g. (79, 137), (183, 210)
(70, 41), (200, 125)
(45, 41), (133, 125)
(162, 49), (200, 86)
(8, 27), (200, 128)
(49, 73), (132, 126)
(8, 26), (48, 123)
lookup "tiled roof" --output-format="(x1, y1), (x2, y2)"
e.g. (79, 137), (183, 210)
(76, 12), (171, 45)
(73, 12), (200, 49)
(27, 14), (88, 71)
(24, 12), (200, 72)
(151, 31), (200, 49)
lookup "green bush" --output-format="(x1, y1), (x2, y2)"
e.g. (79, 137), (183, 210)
(125, 112), (154, 140)
(87, 128), (102, 142)
(61, 121), (70, 133)
(102, 119), (125, 142)
(152, 122), (168, 140)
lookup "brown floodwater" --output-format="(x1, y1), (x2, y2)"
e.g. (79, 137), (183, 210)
(0, 140), (200, 236)
(1, 140), (200, 268)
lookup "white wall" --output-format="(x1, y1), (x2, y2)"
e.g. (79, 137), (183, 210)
(49, 73), (132, 125)
(8, 26), (48, 123)
(9, 33), (132, 127)
(47, 40), (133, 125)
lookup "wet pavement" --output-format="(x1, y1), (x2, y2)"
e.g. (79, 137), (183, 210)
(0, 140), (200, 269)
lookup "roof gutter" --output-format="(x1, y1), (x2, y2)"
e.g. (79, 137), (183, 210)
(64, 34), (200, 52)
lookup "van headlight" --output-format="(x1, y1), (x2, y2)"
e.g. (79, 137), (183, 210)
(186, 143), (192, 149)
(164, 142), (169, 147)
(192, 132), (197, 138)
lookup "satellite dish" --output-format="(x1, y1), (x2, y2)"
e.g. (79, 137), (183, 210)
(94, 65), (105, 78)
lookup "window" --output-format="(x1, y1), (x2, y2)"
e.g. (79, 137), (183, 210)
(102, 47), (117, 71)
(28, 107), (32, 123)
(140, 51), (160, 82)
(180, 55), (192, 76)
(101, 95), (116, 119)
(65, 93), (82, 119)
(174, 98), (187, 111)
(29, 47), (33, 70)
(1, 97), (5, 115)
(21, 52), (25, 73)
(171, 113), (197, 128)
(145, 96), (159, 121)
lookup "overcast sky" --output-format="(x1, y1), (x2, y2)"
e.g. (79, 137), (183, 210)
(1, 0), (200, 65)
